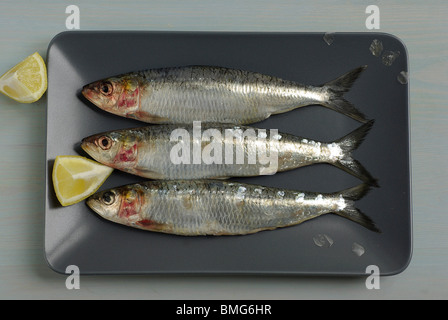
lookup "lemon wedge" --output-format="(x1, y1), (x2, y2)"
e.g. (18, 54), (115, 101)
(0, 52), (47, 103)
(52, 155), (114, 206)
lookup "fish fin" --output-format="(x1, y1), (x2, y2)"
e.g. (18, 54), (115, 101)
(321, 65), (368, 123)
(331, 120), (379, 187)
(135, 169), (167, 180)
(128, 111), (171, 124)
(333, 184), (381, 233)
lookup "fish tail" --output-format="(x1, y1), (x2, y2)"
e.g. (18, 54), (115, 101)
(332, 119), (379, 187)
(321, 65), (368, 123)
(333, 183), (380, 233)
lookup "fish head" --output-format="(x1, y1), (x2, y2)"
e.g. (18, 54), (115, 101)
(81, 130), (139, 171)
(82, 74), (140, 117)
(87, 187), (143, 224)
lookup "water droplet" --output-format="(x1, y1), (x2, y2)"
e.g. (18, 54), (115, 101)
(313, 234), (334, 248)
(323, 33), (335, 46)
(382, 50), (400, 66)
(237, 186), (246, 193)
(369, 39), (383, 57)
(327, 142), (342, 159)
(295, 193), (305, 203)
(336, 195), (346, 210)
(235, 186), (247, 201)
(397, 71), (408, 84)
(258, 131), (267, 139)
(352, 242), (365, 256)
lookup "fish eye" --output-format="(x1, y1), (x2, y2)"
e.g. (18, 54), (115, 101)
(100, 82), (113, 96)
(102, 191), (115, 205)
(96, 136), (113, 150)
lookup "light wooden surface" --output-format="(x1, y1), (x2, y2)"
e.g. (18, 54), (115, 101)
(0, 0), (447, 299)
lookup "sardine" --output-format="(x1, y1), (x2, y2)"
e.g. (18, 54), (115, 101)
(86, 180), (379, 236)
(82, 65), (368, 124)
(81, 121), (377, 186)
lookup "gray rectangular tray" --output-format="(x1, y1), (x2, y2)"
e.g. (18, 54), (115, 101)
(45, 31), (411, 275)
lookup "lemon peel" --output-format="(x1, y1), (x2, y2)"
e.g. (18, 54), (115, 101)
(52, 155), (114, 206)
(0, 52), (47, 103)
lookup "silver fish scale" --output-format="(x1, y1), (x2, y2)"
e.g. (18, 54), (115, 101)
(116, 124), (336, 180)
(137, 66), (320, 124)
(134, 180), (333, 235)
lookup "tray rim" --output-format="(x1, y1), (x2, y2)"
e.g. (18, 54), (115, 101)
(43, 30), (413, 276)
